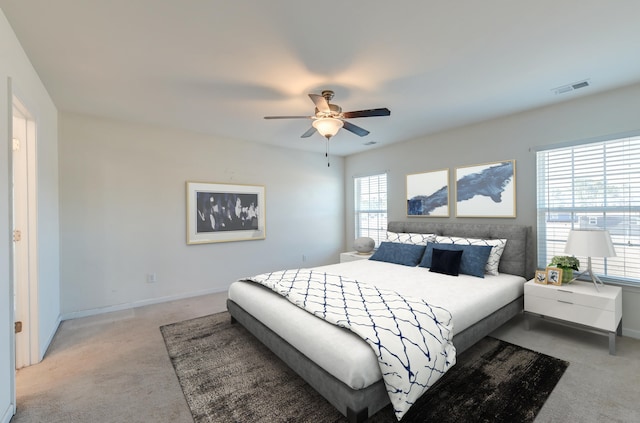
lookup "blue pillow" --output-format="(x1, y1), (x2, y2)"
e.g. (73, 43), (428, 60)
(369, 242), (426, 266)
(420, 242), (493, 278)
(429, 249), (463, 276)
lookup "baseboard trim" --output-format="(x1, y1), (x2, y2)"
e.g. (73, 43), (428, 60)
(40, 315), (62, 360)
(622, 327), (640, 339)
(60, 287), (226, 321)
(1, 403), (15, 423)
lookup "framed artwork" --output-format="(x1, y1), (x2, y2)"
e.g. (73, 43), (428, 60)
(186, 181), (266, 244)
(534, 270), (547, 284)
(406, 169), (449, 217)
(455, 160), (516, 218)
(546, 267), (563, 286)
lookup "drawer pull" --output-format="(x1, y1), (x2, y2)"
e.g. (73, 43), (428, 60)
(557, 289), (574, 293)
(557, 300), (573, 305)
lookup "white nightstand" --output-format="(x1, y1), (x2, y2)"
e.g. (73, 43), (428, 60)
(524, 279), (622, 355)
(340, 251), (373, 263)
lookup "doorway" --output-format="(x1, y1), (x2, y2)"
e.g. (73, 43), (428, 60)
(12, 95), (39, 370)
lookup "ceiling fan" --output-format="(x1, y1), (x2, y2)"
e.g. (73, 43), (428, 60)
(264, 90), (391, 140)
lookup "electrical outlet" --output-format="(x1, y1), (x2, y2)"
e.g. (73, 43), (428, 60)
(147, 273), (157, 283)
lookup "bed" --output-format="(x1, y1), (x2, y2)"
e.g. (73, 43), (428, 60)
(227, 222), (534, 422)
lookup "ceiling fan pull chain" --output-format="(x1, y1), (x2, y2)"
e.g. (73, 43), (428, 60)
(326, 139), (330, 167)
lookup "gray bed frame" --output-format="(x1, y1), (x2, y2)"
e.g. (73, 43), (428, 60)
(227, 222), (534, 422)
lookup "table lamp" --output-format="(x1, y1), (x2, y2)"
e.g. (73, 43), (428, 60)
(564, 229), (616, 291)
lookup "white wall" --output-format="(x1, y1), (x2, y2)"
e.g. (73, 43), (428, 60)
(0, 8), (60, 423)
(59, 112), (345, 316)
(345, 82), (640, 337)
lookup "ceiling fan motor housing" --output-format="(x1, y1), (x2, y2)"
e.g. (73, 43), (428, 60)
(315, 103), (342, 118)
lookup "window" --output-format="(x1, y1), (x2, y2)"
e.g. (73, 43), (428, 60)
(537, 135), (640, 284)
(354, 173), (387, 246)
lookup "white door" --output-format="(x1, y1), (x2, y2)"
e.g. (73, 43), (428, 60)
(12, 96), (38, 369)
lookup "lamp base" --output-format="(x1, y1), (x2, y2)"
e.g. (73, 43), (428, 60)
(569, 257), (603, 291)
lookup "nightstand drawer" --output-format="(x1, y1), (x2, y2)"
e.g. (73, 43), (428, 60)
(524, 295), (618, 332)
(524, 282), (618, 311)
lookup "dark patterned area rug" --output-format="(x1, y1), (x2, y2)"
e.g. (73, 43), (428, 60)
(160, 312), (568, 423)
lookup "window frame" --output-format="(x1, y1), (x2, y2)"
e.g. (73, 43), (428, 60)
(354, 172), (388, 247)
(536, 133), (640, 286)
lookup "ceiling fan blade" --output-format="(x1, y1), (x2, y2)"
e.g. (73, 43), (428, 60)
(342, 108), (391, 119)
(308, 93), (330, 113)
(342, 121), (370, 137)
(301, 127), (317, 138)
(264, 116), (312, 119)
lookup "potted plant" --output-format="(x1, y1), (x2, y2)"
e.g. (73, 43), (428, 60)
(548, 255), (580, 283)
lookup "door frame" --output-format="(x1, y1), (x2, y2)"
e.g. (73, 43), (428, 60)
(5, 75), (16, 423)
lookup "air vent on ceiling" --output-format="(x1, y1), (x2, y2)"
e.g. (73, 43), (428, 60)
(553, 79), (590, 95)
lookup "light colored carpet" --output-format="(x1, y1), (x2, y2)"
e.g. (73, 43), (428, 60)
(11, 291), (640, 422)
(12, 293), (225, 423)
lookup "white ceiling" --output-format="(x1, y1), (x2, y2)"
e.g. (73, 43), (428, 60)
(3, 1), (640, 156)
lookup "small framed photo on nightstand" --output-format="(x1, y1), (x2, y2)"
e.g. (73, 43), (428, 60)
(546, 267), (563, 286)
(534, 270), (547, 284)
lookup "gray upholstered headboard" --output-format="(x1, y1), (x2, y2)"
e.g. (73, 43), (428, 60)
(387, 221), (534, 280)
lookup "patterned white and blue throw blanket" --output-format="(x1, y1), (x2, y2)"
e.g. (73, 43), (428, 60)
(243, 269), (456, 420)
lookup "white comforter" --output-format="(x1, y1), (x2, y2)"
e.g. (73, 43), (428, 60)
(244, 268), (456, 420)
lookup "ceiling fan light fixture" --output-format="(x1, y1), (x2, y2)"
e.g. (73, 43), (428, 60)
(312, 117), (343, 138)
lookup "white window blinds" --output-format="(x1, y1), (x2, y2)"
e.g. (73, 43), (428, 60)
(536, 135), (640, 284)
(354, 173), (388, 246)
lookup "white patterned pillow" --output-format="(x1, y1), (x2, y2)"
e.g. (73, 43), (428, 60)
(386, 231), (437, 246)
(433, 236), (507, 275)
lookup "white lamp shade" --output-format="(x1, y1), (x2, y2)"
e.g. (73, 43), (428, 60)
(564, 229), (616, 257)
(312, 118), (343, 138)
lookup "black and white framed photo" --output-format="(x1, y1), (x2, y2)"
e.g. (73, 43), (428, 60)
(186, 181), (265, 244)
(545, 267), (563, 286)
(455, 160), (516, 218)
(534, 269), (547, 284)
(406, 169), (449, 217)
